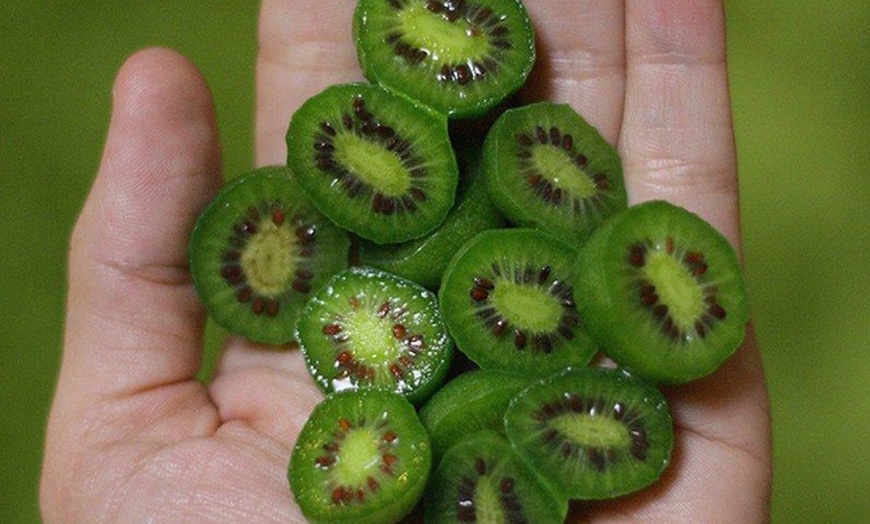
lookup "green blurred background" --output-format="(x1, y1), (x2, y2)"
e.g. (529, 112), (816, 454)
(1, 1), (867, 522)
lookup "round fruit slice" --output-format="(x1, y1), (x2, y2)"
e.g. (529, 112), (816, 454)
(504, 367), (674, 500)
(286, 83), (458, 244)
(439, 228), (598, 377)
(354, 0), (536, 118)
(418, 370), (530, 460)
(424, 430), (567, 523)
(573, 200), (749, 384)
(297, 267), (453, 405)
(289, 389), (431, 524)
(483, 102), (627, 241)
(189, 166), (350, 344)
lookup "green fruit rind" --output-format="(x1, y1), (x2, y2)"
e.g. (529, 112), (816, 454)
(483, 102), (627, 241)
(353, 0), (536, 119)
(504, 367), (674, 500)
(439, 228), (598, 377)
(423, 430), (568, 523)
(289, 389), (432, 524)
(418, 370), (531, 460)
(189, 166), (350, 345)
(286, 83), (458, 244)
(297, 266), (453, 405)
(573, 201), (749, 384)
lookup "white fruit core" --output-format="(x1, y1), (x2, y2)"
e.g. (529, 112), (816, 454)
(240, 219), (297, 296)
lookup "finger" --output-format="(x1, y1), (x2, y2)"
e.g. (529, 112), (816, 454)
(520, 0), (625, 143)
(256, 0), (363, 165)
(61, 48), (222, 401)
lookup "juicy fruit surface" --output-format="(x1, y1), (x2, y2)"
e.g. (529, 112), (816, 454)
(297, 266), (453, 405)
(439, 228), (598, 377)
(286, 83), (458, 244)
(505, 367), (674, 500)
(358, 154), (506, 289)
(289, 389), (431, 524)
(574, 200), (749, 384)
(424, 430), (567, 523)
(484, 102), (627, 241)
(418, 370), (530, 460)
(354, 0), (536, 118)
(188, 167), (349, 344)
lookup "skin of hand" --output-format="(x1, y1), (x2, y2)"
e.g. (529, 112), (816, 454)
(41, 0), (771, 522)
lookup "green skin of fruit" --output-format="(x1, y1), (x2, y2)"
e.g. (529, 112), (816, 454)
(289, 389), (432, 524)
(354, 0), (536, 119)
(439, 228), (598, 378)
(188, 166), (350, 344)
(297, 266), (453, 405)
(483, 102), (628, 241)
(358, 157), (506, 289)
(504, 366), (674, 500)
(424, 429), (568, 523)
(286, 83), (459, 244)
(418, 370), (531, 461)
(572, 200), (749, 384)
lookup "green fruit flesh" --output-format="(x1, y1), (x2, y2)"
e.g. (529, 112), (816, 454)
(358, 153), (506, 289)
(354, 0), (536, 118)
(504, 367), (674, 500)
(289, 389), (432, 524)
(286, 83), (458, 244)
(424, 430), (567, 523)
(189, 166), (350, 344)
(573, 200), (749, 384)
(418, 370), (531, 460)
(439, 228), (598, 377)
(297, 267), (453, 405)
(484, 102), (627, 241)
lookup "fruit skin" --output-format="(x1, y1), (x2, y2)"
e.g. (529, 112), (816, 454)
(423, 429), (568, 524)
(188, 166), (350, 345)
(289, 389), (432, 524)
(296, 266), (453, 405)
(286, 82), (459, 244)
(504, 366), (674, 500)
(353, 0), (536, 119)
(418, 370), (530, 461)
(358, 154), (506, 289)
(573, 200), (749, 384)
(483, 102), (627, 241)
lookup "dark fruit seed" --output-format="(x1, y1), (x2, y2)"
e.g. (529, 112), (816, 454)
(475, 457), (486, 475)
(536, 126), (548, 144)
(549, 127), (561, 145)
(471, 287), (489, 301)
(514, 330), (527, 349)
(709, 303), (727, 319)
(499, 477), (514, 493)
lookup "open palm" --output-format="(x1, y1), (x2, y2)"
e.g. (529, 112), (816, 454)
(41, 1), (770, 522)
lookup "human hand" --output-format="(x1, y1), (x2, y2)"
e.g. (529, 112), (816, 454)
(41, 1), (770, 522)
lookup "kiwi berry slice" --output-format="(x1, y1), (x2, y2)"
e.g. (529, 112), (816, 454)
(573, 200), (749, 384)
(289, 389), (431, 524)
(358, 151), (506, 289)
(504, 367), (674, 500)
(439, 228), (598, 377)
(483, 102), (627, 241)
(354, 0), (536, 118)
(297, 266), (453, 405)
(188, 166), (350, 345)
(418, 370), (530, 461)
(286, 83), (459, 244)
(423, 430), (568, 523)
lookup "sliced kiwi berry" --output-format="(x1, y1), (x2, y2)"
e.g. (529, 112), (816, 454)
(439, 228), (598, 377)
(297, 266), (453, 405)
(505, 367), (673, 500)
(573, 200), (749, 384)
(188, 166), (350, 345)
(418, 370), (530, 461)
(483, 102), (627, 241)
(286, 83), (459, 244)
(354, 0), (536, 118)
(289, 389), (431, 524)
(424, 430), (568, 523)
(358, 150), (506, 289)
